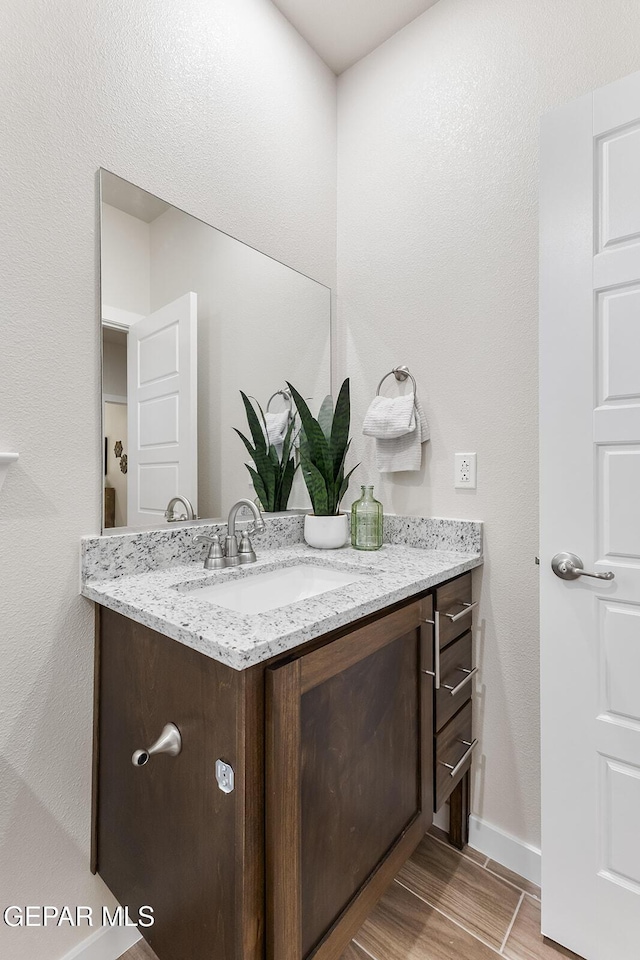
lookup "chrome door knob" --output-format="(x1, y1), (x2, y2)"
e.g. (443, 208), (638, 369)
(551, 552), (615, 581)
(132, 722), (182, 767)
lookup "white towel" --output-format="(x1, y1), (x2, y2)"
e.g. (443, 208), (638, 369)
(263, 410), (291, 460)
(363, 393), (430, 473)
(362, 393), (416, 439)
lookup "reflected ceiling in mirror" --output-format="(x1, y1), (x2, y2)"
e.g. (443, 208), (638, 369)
(100, 170), (331, 532)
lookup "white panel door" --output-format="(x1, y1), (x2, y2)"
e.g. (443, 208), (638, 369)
(541, 70), (640, 960)
(127, 292), (197, 527)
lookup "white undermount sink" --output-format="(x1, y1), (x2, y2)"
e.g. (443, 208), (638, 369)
(189, 563), (367, 615)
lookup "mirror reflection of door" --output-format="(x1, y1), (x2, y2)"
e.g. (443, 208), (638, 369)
(127, 293), (198, 527)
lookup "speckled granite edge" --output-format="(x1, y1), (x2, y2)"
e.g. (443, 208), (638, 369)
(82, 544), (483, 670)
(82, 514), (305, 582)
(384, 516), (483, 554)
(81, 513), (483, 583)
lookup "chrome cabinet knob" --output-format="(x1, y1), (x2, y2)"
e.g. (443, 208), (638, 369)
(551, 552), (615, 582)
(132, 722), (182, 767)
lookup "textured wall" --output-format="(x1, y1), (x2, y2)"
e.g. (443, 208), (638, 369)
(337, 0), (640, 847)
(0, 0), (336, 956)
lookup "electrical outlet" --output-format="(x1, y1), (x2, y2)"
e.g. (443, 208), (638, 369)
(455, 453), (477, 489)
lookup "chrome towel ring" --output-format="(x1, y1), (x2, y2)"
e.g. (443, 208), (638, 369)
(266, 388), (293, 412)
(376, 365), (417, 396)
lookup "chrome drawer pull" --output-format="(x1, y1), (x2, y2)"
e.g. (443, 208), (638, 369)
(420, 615), (440, 688)
(445, 601), (478, 623)
(442, 667), (478, 697)
(441, 738), (478, 778)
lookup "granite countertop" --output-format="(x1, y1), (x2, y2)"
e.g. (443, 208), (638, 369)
(82, 540), (482, 671)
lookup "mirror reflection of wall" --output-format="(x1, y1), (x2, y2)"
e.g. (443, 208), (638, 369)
(100, 170), (332, 532)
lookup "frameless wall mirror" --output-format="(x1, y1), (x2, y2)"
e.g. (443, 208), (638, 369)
(100, 170), (331, 532)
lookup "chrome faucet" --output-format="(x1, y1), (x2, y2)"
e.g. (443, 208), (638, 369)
(225, 499), (265, 566)
(193, 499), (265, 570)
(165, 495), (196, 522)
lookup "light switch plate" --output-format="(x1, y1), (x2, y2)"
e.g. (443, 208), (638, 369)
(455, 453), (477, 489)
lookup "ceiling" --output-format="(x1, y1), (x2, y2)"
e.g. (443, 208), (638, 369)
(101, 170), (170, 223)
(270, 0), (441, 74)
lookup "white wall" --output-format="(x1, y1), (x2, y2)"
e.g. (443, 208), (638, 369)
(100, 205), (150, 316)
(0, 1), (336, 956)
(337, 0), (640, 848)
(149, 206), (331, 519)
(102, 339), (127, 399)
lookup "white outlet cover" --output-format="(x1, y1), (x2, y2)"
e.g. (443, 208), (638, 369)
(455, 452), (477, 489)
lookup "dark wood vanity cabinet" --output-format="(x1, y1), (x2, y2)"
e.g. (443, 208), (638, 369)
(431, 572), (477, 848)
(266, 600), (433, 960)
(92, 573), (476, 960)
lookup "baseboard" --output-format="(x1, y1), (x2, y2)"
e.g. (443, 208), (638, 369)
(468, 815), (541, 886)
(432, 804), (450, 832)
(60, 924), (141, 960)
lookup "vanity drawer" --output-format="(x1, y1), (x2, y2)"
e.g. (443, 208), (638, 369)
(435, 630), (473, 733)
(435, 700), (474, 810)
(436, 573), (474, 649)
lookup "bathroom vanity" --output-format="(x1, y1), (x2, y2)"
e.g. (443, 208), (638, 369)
(84, 516), (481, 960)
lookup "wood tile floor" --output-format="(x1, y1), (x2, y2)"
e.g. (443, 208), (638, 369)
(118, 827), (582, 960)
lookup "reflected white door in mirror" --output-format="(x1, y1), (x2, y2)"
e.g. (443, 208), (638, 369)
(127, 293), (197, 527)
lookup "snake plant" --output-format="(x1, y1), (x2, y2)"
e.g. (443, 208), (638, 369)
(234, 391), (298, 512)
(287, 379), (359, 517)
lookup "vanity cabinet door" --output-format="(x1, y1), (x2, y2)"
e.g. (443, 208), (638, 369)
(266, 598), (433, 960)
(95, 608), (245, 960)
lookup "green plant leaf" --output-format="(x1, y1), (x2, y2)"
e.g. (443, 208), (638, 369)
(240, 391), (267, 453)
(300, 448), (329, 515)
(317, 394), (333, 440)
(337, 464), (359, 508)
(236, 391), (300, 511)
(279, 416), (297, 469)
(274, 418), (297, 506)
(233, 428), (258, 466)
(246, 464), (270, 511)
(268, 444), (280, 468)
(330, 378), (351, 479)
(287, 382), (333, 485)
(235, 426), (278, 506)
(278, 456), (297, 511)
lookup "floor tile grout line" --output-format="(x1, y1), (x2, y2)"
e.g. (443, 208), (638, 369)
(429, 829), (537, 901)
(393, 877), (505, 957)
(428, 829), (492, 871)
(499, 891), (525, 955)
(482, 862), (541, 901)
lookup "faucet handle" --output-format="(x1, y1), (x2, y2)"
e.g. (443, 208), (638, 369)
(194, 534), (226, 570)
(238, 530), (257, 563)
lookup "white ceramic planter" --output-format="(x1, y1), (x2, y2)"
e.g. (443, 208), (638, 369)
(304, 513), (349, 550)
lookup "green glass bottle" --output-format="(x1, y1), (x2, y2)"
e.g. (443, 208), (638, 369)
(351, 485), (383, 550)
